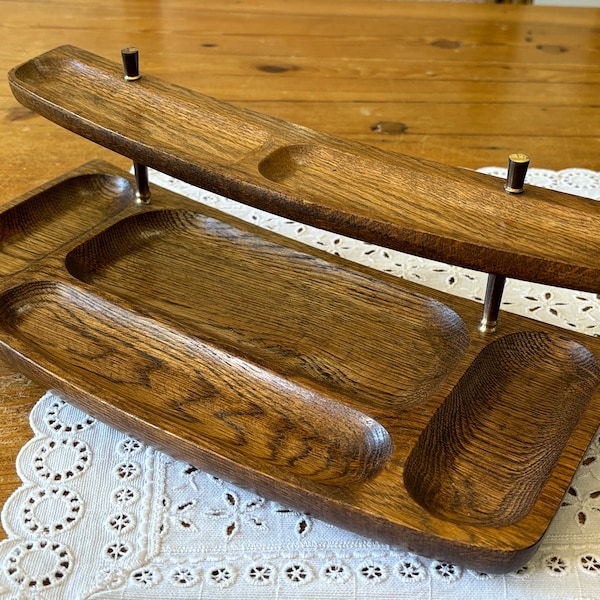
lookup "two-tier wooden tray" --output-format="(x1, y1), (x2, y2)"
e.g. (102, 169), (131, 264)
(3, 45), (600, 573)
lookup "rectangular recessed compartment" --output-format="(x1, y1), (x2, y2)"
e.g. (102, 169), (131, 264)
(1, 163), (600, 574)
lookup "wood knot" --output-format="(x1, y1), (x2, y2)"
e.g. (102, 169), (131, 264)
(536, 44), (568, 54)
(431, 39), (462, 50)
(371, 121), (409, 135)
(257, 64), (299, 74)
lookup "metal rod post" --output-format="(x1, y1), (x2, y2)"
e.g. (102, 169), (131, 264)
(478, 153), (530, 333)
(133, 161), (151, 204)
(478, 274), (506, 333)
(121, 47), (151, 204)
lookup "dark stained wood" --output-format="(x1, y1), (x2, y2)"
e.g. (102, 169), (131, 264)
(1, 161), (600, 574)
(405, 332), (600, 527)
(9, 45), (600, 293)
(2, 0), (600, 571)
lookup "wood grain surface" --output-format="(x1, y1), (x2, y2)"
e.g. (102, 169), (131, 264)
(405, 331), (600, 527)
(9, 45), (600, 293)
(2, 160), (600, 572)
(1, 0), (600, 559)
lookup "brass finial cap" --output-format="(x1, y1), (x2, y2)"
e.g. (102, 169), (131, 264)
(504, 153), (530, 194)
(121, 47), (141, 81)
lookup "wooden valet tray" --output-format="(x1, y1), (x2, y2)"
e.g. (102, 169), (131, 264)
(4, 45), (600, 573)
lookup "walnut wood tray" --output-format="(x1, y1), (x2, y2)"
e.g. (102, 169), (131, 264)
(3, 45), (600, 573)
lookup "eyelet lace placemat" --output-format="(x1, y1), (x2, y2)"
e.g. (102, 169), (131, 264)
(1, 167), (600, 599)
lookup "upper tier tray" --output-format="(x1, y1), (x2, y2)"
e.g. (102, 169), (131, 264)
(3, 46), (600, 574)
(8, 45), (600, 292)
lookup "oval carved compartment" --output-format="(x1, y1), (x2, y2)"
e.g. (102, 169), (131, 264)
(64, 209), (470, 411)
(0, 280), (392, 485)
(404, 331), (600, 527)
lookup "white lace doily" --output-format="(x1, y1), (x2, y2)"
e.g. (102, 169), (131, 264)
(1, 167), (600, 599)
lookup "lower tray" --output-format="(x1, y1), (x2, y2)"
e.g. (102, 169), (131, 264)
(1, 161), (600, 573)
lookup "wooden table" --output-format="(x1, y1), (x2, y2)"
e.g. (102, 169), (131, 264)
(1, 0), (599, 541)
